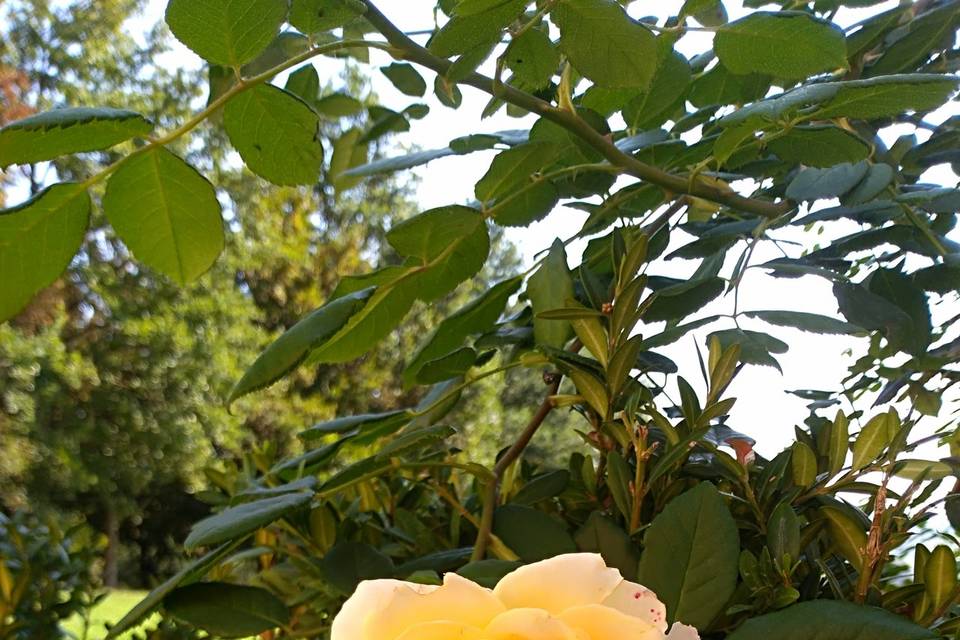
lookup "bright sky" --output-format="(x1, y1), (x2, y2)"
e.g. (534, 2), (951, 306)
(121, 0), (959, 459)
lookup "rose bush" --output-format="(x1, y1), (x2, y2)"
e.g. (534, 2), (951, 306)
(332, 553), (698, 640)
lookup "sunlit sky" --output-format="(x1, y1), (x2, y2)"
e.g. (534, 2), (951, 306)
(89, 1), (960, 458)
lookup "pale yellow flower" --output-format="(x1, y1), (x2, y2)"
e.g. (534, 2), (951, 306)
(331, 552), (700, 640)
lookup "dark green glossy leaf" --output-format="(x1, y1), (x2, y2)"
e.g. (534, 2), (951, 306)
(638, 482), (739, 628)
(229, 289), (374, 403)
(727, 601), (935, 640)
(185, 492), (313, 550)
(493, 504), (577, 562)
(164, 583), (288, 638)
(528, 239), (575, 348)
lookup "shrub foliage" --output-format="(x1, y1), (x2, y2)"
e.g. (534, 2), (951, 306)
(1, 0), (960, 638)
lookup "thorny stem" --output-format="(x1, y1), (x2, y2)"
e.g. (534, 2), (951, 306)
(359, 0), (792, 220)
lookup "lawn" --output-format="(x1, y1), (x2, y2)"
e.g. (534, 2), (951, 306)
(62, 590), (157, 640)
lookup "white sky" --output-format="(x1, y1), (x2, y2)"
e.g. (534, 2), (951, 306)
(117, 1), (959, 459)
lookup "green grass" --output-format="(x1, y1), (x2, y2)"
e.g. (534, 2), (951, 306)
(63, 589), (157, 640)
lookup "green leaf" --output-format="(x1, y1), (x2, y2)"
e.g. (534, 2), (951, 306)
(376, 424), (456, 459)
(924, 545), (958, 610)
(867, 2), (960, 76)
(727, 601), (936, 640)
(714, 125), (757, 167)
(224, 85), (323, 186)
(329, 128), (369, 192)
(574, 511), (639, 580)
(605, 451), (632, 520)
(505, 28), (559, 89)
(791, 441), (817, 487)
(852, 412), (892, 470)
(314, 92), (365, 117)
(321, 542), (395, 595)
(719, 82), (839, 128)
(492, 504), (577, 562)
(164, 583), (288, 638)
(185, 492), (313, 550)
(165, 0), (287, 67)
(289, 0), (365, 33)
(490, 180), (560, 227)
(403, 277), (522, 387)
(708, 328), (785, 371)
(229, 288), (374, 403)
(912, 264), (960, 294)
(744, 310), (862, 335)
(767, 502), (801, 566)
(640, 316), (720, 350)
(715, 11), (847, 80)
(623, 45), (692, 130)
(528, 239), (575, 348)
(102, 147), (224, 285)
(309, 208), (489, 364)
(786, 161), (870, 201)
(894, 460), (954, 481)
(689, 65), (769, 109)
(307, 273), (420, 364)
(553, 0), (658, 89)
(814, 74), (959, 119)
(645, 278), (725, 323)
(827, 411), (849, 476)
(429, 0), (526, 57)
(300, 410), (411, 441)
(512, 470), (571, 506)
(569, 369), (609, 416)
(105, 542), (240, 639)
(824, 505), (868, 569)
(386, 205), (490, 300)
(414, 347), (477, 384)
(867, 268), (932, 355)
(0, 184), (90, 323)
(284, 65), (320, 104)
(380, 62), (427, 97)
(844, 163), (894, 205)
(682, 0), (727, 26)
(475, 142), (559, 202)
(240, 31), (310, 78)
(0, 107), (152, 167)
(457, 560), (522, 588)
(638, 482), (739, 628)
(768, 126), (870, 167)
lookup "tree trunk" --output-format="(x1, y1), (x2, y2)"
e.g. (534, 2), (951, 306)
(103, 507), (120, 588)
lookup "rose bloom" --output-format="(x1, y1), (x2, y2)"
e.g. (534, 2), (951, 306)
(331, 552), (699, 640)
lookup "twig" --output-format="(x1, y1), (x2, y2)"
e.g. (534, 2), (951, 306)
(471, 376), (562, 560)
(359, 1), (791, 220)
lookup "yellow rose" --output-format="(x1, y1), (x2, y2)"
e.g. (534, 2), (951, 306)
(331, 552), (700, 640)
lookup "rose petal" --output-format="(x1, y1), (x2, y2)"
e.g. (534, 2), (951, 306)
(395, 621), (484, 640)
(331, 579), (438, 640)
(559, 604), (663, 640)
(667, 622), (701, 639)
(366, 572), (505, 639)
(601, 579), (668, 631)
(483, 608), (582, 640)
(493, 553), (622, 614)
